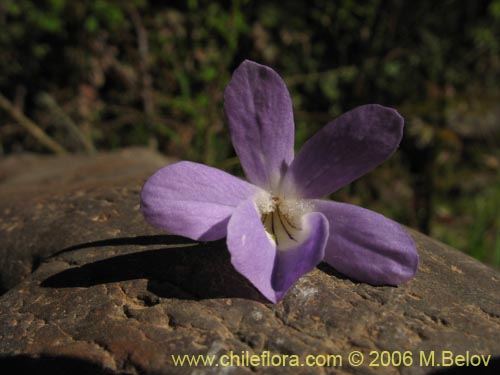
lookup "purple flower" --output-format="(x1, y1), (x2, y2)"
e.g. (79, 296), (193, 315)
(141, 60), (419, 303)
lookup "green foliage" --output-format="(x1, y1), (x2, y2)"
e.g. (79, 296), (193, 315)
(1, 0), (500, 266)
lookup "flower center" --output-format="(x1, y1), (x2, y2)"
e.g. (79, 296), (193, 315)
(255, 191), (311, 250)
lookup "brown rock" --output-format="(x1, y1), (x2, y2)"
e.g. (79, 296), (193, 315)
(0, 149), (499, 374)
(0, 147), (171, 293)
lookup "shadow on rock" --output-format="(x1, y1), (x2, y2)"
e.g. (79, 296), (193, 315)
(430, 356), (500, 374)
(50, 234), (195, 258)
(0, 354), (131, 375)
(316, 262), (352, 281)
(41, 237), (267, 302)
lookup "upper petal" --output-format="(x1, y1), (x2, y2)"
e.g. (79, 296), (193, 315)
(224, 60), (295, 190)
(282, 104), (404, 198)
(227, 199), (328, 303)
(314, 200), (418, 285)
(141, 161), (258, 241)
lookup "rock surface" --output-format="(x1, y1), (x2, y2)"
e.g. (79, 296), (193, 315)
(0, 147), (170, 293)
(0, 149), (499, 375)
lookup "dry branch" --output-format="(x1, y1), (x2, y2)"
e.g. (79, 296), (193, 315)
(0, 93), (68, 155)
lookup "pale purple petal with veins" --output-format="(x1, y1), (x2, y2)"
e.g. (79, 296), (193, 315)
(271, 212), (328, 298)
(282, 104), (404, 198)
(226, 199), (278, 302)
(141, 161), (258, 241)
(224, 60), (295, 190)
(314, 200), (419, 285)
(227, 199), (328, 303)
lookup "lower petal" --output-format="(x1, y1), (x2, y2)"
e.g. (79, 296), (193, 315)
(227, 200), (277, 302)
(314, 200), (418, 285)
(272, 212), (328, 295)
(141, 161), (258, 241)
(227, 199), (328, 303)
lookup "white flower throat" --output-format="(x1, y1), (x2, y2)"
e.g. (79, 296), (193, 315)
(255, 191), (312, 250)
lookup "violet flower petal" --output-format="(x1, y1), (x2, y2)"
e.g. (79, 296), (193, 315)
(314, 200), (418, 285)
(227, 199), (328, 303)
(226, 199), (277, 302)
(271, 212), (328, 298)
(224, 60), (295, 190)
(141, 161), (258, 241)
(282, 104), (404, 198)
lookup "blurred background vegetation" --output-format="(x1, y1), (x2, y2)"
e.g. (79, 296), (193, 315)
(1, 0), (500, 267)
